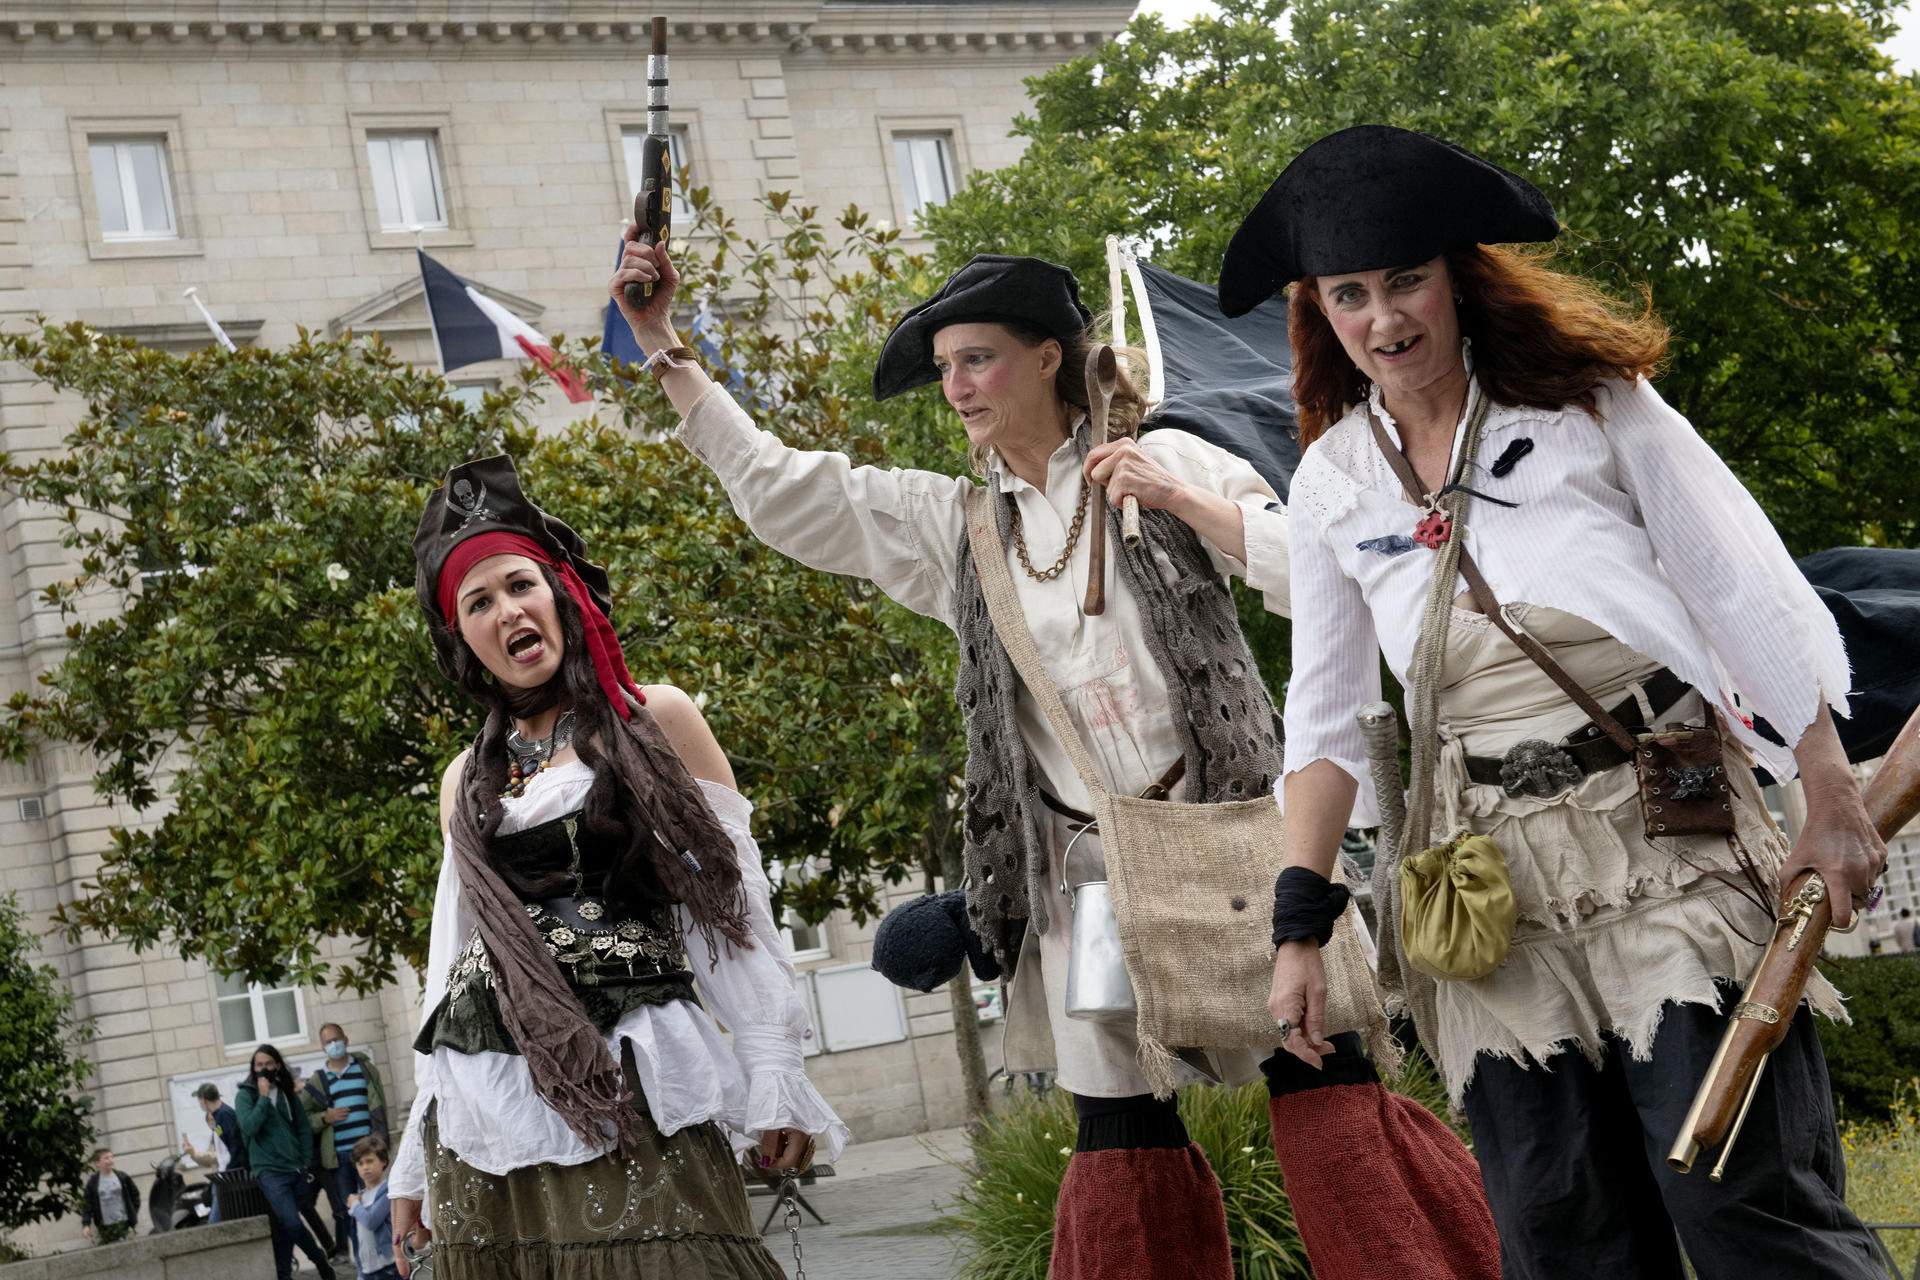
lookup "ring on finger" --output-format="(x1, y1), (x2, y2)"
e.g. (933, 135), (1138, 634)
(1274, 1017), (1294, 1041)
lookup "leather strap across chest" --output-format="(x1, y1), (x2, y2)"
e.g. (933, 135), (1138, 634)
(1366, 414), (1643, 756)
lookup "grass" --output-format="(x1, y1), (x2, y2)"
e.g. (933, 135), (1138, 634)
(946, 1053), (1913, 1279)
(946, 1044), (1460, 1280)
(1842, 1077), (1920, 1277)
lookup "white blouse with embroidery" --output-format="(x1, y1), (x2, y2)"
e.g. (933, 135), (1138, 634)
(388, 765), (849, 1221)
(1283, 372), (1849, 823)
(674, 384), (1291, 812)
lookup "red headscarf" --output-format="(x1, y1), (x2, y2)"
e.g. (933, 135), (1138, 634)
(436, 531), (644, 718)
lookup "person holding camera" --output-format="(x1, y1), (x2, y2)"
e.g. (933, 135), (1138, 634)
(235, 1043), (337, 1280)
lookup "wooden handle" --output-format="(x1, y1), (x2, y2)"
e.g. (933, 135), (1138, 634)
(1084, 483), (1108, 616)
(1670, 700), (1920, 1173)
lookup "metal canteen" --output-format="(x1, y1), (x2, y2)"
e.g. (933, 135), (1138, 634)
(1060, 823), (1138, 1024)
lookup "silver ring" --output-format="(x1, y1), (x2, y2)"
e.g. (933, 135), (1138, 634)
(1274, 1017), (1294, 1040)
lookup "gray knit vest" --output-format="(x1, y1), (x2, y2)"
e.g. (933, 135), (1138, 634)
(952, 433), (1285, 973)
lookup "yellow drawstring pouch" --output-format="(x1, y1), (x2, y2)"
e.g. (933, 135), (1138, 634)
(1399, 832), (1517, 981)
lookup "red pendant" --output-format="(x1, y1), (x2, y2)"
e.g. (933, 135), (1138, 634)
(1413, 510), (1452, 548)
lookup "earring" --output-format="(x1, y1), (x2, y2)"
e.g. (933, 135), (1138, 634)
(1453, 293), (1464, 303)
(482, 670), (494, 685)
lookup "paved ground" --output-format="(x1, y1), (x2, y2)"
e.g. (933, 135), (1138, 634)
(752, 1127), (973, 1280)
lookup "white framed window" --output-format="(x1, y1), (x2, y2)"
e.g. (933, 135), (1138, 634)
(89, 137), (177, 240)
(214, 972), (308, 1051)
(449, 380), (496, 409)
(892, 133), (955, 227)
(366, 133), (448, 232)
(780, 909), (830, 963)
(621, 125), (693, 220)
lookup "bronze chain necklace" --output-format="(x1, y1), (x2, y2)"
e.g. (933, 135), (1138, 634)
(1010, 482), (1092, 582)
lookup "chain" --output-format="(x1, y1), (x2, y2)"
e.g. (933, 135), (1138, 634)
(781, 1173), (806, 1279)
(1009, 483), (1092, 582)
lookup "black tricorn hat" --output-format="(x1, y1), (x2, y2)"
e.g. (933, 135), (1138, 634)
(412, 454), (616, 670)
(1217, 125), (1559, 318)
(872, 255), (1093, 401)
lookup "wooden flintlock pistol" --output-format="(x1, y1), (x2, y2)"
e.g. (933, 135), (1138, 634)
(1669, 702), (1920, 1180)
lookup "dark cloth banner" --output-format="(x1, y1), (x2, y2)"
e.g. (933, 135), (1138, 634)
(1782, 547), (1920, 762)
(1130, 261), (1919, 760)
(1134, 260), (1301, 501)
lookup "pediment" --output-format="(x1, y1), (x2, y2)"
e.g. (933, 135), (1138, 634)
(326, 275), (546, 341)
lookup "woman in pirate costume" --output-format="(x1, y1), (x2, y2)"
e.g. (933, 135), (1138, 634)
(610, 234), (1498, 1278)
(386, 456), (849, 1279)
(1243, 126), (1886, 1278)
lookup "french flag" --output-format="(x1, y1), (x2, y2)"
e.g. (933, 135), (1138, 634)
(417, 250), (590, 403)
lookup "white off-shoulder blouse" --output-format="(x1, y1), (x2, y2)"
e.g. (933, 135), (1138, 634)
(388, 763), (849, 1221)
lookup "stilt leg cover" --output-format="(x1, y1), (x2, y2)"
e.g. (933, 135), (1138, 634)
(1048, 1143), (1234, 1280)
(1268, 1084), (1500, 1280)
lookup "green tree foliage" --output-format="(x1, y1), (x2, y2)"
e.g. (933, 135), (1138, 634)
(0, 894), (96, 1236)
(0, 189), (973, 992)
(1814, 953), (1920, 1117)
(927, 0), (1920, 553)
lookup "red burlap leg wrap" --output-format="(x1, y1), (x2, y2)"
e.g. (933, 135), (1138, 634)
(1268, 1083), (1501, 1280)
(1048, 1142), (1234, 1280)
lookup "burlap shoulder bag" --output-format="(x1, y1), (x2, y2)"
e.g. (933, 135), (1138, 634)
(966, 488), (1391, 1095)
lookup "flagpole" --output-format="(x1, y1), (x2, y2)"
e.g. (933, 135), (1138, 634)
(183, 286), (237, 352)
(413, 225), (446, 376)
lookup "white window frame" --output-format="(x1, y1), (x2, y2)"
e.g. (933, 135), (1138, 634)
(874, 115), (970, 237)
(366, 132), (450, 232)
(349, 111), (471, 251)
(891, 132), (956, 228)
(89, 137), (178, 241)
(621, 125), (693, 220)
(68, 114), (201, 261)
(780, 909), (831, 964)
(214, 975), (309, 1052)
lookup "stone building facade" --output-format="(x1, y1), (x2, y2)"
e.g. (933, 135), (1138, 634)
(0, 0), (1128, 1249)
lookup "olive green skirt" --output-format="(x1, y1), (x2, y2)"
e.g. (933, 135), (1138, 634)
(421, 1089), (786, 1280)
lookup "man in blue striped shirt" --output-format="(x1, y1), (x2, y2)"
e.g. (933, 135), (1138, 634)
(302, 1024), (388, 1267)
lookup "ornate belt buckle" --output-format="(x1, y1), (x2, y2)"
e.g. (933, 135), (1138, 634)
(1498, 738), (1582, 799)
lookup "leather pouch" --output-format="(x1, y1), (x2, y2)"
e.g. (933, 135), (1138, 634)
(1637, 724), (1735, 839)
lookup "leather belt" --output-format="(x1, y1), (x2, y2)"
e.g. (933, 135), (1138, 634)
(1464, 667), (1691, 791)
(1039, 757), (1187, 826)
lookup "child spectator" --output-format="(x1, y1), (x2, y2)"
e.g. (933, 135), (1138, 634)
(345, 1135), (398, 1280)
(80, 1148), (139, 1244)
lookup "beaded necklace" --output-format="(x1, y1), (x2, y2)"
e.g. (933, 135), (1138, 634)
(503, 710), (577, 800)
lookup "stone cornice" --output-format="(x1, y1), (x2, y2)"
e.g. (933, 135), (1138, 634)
(0, 2), (1134, 53)
(102, 318), (265, 352)
(326, 275), (544, 340)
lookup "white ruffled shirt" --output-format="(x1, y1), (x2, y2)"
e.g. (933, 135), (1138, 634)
(1283, 372), (1850, 824)
(388, 766), (849, 1219)
(675, 384), (1291, 811)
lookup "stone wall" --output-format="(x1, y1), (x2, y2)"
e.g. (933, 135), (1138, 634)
(0, 0), (1127, 1250)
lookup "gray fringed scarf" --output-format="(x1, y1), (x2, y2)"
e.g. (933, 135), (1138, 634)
(952, 430), (1285, 972)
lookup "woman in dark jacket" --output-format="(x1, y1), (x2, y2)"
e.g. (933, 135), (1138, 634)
(234, 1043), (336, 1280)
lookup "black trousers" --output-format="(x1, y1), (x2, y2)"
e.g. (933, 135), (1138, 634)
(1070, 1034), (1376, 1151)
(1461, 987), (1882, 1280)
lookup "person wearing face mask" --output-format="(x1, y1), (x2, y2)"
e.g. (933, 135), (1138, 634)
(1234, 126), (1886, 1278)
(235, 1043), (337, 1280)
(609, 237), (1501, 1279)
(387, 455), (846, 1280)
(301, 1023), (387, 1264)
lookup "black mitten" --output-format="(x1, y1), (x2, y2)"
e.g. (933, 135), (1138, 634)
(871, 889), (1001, 992)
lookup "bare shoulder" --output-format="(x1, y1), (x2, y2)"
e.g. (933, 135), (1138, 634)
(640, 684), (736, 789)
(437, 748), (471, 836)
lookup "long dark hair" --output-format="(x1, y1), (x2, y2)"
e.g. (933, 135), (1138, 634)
(249, 1043), (297, 1098)
(436, 563), (751, 957)
(1289, 244), (1670, 448)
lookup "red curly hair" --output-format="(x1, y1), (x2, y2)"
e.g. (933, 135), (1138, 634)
(1288, 245), (1670, 448)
